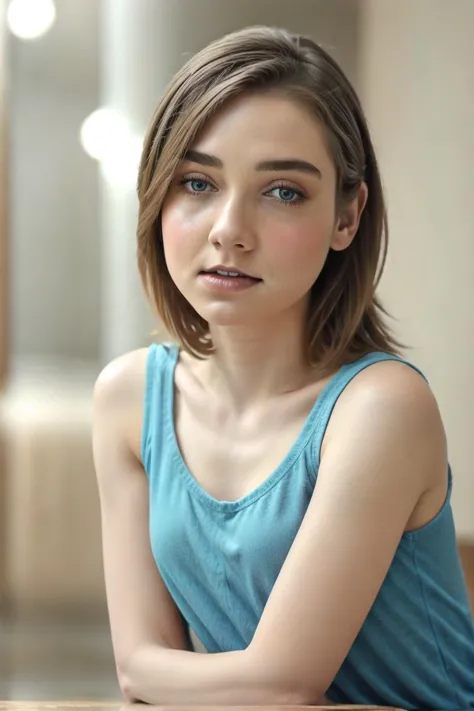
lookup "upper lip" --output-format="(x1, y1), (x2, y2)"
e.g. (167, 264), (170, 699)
(202, 265), (261, 279)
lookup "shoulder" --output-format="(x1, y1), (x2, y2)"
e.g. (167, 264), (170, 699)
(321, 358), (447, 491)
(329, 357), (442, 428)
(93, 347), (150, 459)
(93, 347), (150, 408)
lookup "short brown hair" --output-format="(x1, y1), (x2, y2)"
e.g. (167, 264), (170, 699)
(137, 25), (401, 372)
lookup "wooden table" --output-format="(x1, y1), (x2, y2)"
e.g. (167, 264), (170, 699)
(0, 704), (406, 711)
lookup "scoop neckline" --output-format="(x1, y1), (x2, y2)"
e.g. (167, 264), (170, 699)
(162, 344), (338, 513)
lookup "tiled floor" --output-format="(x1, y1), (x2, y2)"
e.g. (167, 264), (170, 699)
(0, 615), (120, 701)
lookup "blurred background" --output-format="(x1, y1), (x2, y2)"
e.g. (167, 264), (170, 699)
(0, 0), (473, 702)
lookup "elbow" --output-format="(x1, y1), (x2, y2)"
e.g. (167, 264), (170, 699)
(117, 664), (137, 704)
(116, 652), (142, 704)
(117, 668), (134, 703)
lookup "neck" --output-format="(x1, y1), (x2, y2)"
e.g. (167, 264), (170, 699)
(202, 313), (318, 413)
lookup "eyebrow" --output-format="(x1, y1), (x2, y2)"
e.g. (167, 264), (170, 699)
(183, 150), (322, 177)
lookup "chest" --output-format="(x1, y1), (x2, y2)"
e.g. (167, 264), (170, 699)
(173, 382), (320, 502)
(149, 451), (313, 635)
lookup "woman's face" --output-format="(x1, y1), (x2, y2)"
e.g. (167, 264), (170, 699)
(161, 92), (361, 328)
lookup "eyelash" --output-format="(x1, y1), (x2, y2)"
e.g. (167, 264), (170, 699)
(178, 175), (307, 207)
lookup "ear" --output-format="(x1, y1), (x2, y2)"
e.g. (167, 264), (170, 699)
(330, 181), (368, 252)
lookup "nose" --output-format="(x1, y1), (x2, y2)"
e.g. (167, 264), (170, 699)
(208, 196), (256, 252)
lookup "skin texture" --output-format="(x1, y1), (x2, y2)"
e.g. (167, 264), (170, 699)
(93, 93), (449, 705)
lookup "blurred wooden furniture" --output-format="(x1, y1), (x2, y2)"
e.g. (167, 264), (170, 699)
(0, 363), (105, 618)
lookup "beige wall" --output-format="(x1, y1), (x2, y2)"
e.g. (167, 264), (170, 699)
(9, 0), (100, 363)
(0, 0), (8, 608)
(360, 0), (474, 538)
(0, 0), (7, 390)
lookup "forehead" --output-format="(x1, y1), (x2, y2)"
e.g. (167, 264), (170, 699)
(191, 92), (334, 170)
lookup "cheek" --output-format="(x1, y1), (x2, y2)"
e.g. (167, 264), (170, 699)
(161, 203), (202, 268)
(267, 217), (332, 270)
(162, 205), (187, 248)
(160, 209), (187, 288)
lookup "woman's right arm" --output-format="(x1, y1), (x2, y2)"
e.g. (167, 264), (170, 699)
(92, 351), (190, 700)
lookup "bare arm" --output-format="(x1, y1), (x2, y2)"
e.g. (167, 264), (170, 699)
(100, 359), (447, 705)
(92, 351), (190, 699)
(245, 362), (447, 700)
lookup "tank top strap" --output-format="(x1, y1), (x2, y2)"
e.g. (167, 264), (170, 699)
(141, 341), (179, 473)
(310, 351), (428, 473)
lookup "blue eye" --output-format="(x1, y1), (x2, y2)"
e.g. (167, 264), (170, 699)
(181, 177), (214, 194)
(276, 188), (297, 201)
(267, 185), (305, 205)
(190, 179), (209, 192)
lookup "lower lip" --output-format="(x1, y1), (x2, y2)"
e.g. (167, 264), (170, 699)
(198, 273), (261, 291)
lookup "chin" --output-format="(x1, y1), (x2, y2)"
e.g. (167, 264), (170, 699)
(202, 310), (252, 328)
(197, 302), (261, 327)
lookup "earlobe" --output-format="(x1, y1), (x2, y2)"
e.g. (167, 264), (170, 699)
(331, 181), (368, 252)
(331, 224), (355, 252)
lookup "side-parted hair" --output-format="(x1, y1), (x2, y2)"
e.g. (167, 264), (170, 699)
(137, 25), (401, 372)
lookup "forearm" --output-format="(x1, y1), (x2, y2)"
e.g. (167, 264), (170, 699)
(124, 643), (307, 706)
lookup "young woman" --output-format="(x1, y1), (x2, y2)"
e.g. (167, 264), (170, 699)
(93, 25), (474, 709)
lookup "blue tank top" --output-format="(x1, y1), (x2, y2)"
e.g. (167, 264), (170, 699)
(141, 343), (474, 710)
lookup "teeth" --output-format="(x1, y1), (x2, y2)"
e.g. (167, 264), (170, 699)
(216, 270), (240, 277)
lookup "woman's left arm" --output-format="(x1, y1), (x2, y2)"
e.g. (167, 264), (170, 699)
(126, 362), (447, 705)
(245, 362), (447, 701)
